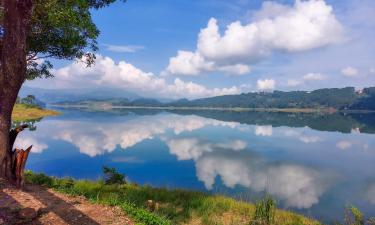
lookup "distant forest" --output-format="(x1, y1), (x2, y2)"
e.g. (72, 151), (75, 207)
(57, 87), (375, 110)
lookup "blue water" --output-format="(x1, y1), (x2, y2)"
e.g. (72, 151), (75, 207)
(15, 108), (375, 222)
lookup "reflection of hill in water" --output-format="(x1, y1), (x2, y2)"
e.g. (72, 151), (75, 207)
(167, 110), (375, 134)
(53, 107), (375, 134)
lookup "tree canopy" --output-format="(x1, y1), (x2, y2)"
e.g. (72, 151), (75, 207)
(1, 0), (125, 80)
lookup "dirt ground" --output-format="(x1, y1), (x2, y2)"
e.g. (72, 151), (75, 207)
(0, 180), (134, 225)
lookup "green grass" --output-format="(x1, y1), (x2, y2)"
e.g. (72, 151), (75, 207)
(252, 195), (276, 225)
(12, 104), (60, 121)
(24, 171), (321, 225)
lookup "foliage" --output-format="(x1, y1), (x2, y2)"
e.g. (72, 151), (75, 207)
(24, 170), (54, 186)
(59, 87), (375, 111)
(120, 203), (171, 225)
(348, 87), (375, 110)
(251, 195), (276, 225)
(333, 205), (375, 225)
(17, 95), (40, 107)
(102, 166), (126, 185)
(24, 171), (320, 225)
(0, 0), (126, 80)
(168, 87), (359, 109)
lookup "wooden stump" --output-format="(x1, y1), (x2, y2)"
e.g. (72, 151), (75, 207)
(13, 146), (32, 188)
(3, 124), (32, 188)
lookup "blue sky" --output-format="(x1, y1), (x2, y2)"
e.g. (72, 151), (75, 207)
(27, 0), (375, 99)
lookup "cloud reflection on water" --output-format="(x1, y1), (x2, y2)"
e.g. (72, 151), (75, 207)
(167, 137), (333, 209)
(32, 114), (239, 156)
(14, 135), (48, 154)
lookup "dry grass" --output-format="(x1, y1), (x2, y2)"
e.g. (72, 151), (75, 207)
(12, 104), (60, 121)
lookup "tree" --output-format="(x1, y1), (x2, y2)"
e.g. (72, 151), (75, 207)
(21, 95), (36, 105)
(0, 0), (124, 183)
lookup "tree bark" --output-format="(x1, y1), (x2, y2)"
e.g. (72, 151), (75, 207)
(0, 0), (34, 180)
(14, 145), (32, 188)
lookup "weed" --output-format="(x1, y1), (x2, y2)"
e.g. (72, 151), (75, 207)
(251, 195), (276, 225)
(335, 205), (375, 225)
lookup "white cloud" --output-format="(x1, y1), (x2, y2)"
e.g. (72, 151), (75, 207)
(351, 128), (361, 134)
(255, 125), (273, 136)
(217, 64), (251, 75)
(164, 78), (241, 98)
(166, 0), (344, 76)
(257, 79), (275, 91)
(336, 140), (352, 150)
(341, 66), (359, 77)
(30, 55), (241, 99)
(303, 73), (325, 81)
(165, 51), (214, 76)
(286, 73), (325, 87)
(14, 135), (48, 154)
(103, 44), (144, 53)
(165, 51), (250, 76)
(287, 79), (303, 87)
(299, 135), (321, 143)
(284, 129), (301, 137)
(284, 129), (322, 144)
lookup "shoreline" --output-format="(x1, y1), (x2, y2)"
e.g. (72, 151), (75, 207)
(12, 104), (60, 121)
(51, 104), (375, 114)
(23, 171), (321, 225)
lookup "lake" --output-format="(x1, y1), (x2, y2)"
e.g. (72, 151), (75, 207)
(14, 107), (375, 222)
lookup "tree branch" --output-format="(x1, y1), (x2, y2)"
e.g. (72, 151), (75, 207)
(26, 52), (37, 61)
(28, 54), (54, 62)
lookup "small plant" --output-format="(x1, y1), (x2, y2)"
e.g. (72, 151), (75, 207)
(251, 195), (276, 225)
(102, 166), (126, 185)
(345, 205), (365, 225)
(335, 205), (375, 225)
(24, 170), (54, 187)
(56, 177), (75, 189)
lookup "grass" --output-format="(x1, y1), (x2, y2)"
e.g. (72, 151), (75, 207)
(12, 104), (60, 121)
(252, 195), (276, 225)
(24, 171), (320, 225)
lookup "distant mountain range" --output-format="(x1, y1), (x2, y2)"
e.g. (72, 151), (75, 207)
(20, 86), (142, 103)
(50, 87), (375, 111)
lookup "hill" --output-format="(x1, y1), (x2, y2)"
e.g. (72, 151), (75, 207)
(55, 87), (375, 111)
(20, 86), (142, 104)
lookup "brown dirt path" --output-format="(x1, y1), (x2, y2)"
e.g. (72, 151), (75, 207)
(0, 180), (134, 225)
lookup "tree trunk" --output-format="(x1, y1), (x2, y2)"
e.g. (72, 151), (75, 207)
(0, 113), (12, 179)
(0, 0), (34, 182)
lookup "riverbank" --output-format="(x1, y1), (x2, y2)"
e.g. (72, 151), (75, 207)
(21, 171), (320, 225)
(0, 178), (134, 225)
(12, 104), (60, 121)
(52, 104), (339, 113)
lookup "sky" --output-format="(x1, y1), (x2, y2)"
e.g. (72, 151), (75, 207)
(26, 0), (375, 99)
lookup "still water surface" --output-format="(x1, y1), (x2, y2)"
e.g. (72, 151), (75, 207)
(14, 108), (375, 222)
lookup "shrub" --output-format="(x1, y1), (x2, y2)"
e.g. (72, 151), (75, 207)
(55, 177), (75, 189)
(335, 205), (375, 225)
(24, 170), (54, 187)
(251, 195), (276, 225)
(102, 166), (126, 185)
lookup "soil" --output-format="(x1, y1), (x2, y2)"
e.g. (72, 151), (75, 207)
(0, 179), (134, 225)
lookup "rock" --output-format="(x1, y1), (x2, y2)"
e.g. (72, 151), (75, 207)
(18, 208), (38, 220)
